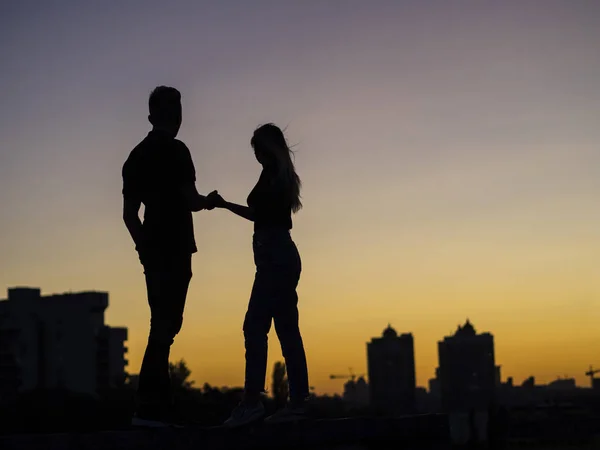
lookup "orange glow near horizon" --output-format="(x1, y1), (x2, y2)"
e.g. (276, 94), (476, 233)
(2, 2), (599, 396)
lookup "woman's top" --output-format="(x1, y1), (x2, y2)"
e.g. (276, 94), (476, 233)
(247, 169), (293, 231)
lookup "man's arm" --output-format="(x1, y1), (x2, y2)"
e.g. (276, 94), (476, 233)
(123, 197), (144, 249)
(182, 182), (212, 212)
(177, 141), (215, 211)
(122, 153), (146, 250)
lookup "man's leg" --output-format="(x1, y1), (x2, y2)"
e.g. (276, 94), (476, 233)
(135, 254), (191, 425)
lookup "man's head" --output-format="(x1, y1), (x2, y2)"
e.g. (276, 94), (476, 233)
(148, 86), (182, 137)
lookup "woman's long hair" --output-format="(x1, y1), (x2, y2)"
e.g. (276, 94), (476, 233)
(251, 123), (302, 213)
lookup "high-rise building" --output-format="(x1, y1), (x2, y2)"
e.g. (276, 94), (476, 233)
(428, 367), (441, 396)
(437, 319), (496, 413)
(0, 287), (128, 398)
(367, 324), (416, 414)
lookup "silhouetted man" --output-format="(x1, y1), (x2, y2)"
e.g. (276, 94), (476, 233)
(122, 86), (214, 427)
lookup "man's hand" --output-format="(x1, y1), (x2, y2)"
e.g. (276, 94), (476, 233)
(205, 190), (219, 210)
(137, 244), (149, 266)
(206, 190), (225, 209)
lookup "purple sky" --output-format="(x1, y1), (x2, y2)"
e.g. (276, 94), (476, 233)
(1, 1), (599, 391)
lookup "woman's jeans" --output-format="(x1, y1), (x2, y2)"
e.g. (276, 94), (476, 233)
(243, 229), (309, 403)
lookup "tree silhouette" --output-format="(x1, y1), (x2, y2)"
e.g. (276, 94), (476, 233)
(271, 361), (289, 408)
(169, 359), (194, 390)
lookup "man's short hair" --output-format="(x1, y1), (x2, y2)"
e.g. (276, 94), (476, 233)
(149, 86), (181, 123)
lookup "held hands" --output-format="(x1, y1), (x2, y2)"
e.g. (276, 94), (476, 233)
(205, 190), (225, 210)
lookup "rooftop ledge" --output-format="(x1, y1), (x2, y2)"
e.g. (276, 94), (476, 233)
(0, 414), (451, 450)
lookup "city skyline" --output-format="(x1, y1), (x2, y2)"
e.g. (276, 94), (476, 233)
(2, 285), (595, 395)
(2, 1), (599, 395)
(0, 286), (128, 395)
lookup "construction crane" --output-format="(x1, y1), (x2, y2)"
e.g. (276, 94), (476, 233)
(585, 365), (600, 385)
(329, 368), (365, 383)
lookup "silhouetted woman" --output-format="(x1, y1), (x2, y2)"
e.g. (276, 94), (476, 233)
(211, 124), (309, 427)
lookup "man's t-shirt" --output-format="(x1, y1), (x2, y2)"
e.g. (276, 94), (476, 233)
(247, 169), (293, 231)
(122, 130), (197, 255)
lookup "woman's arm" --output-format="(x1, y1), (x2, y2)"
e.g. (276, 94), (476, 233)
(221, 201), (255, 222)
(208, 192), (255, 221)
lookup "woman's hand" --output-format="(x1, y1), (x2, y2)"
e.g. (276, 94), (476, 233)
(207, 190), (226, 209)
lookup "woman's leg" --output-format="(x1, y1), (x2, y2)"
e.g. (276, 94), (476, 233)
(242, 270), (273, 404)
(273, 294), (309, 404)
(224, 270), (272, 427)
(273, 242), (309, 404)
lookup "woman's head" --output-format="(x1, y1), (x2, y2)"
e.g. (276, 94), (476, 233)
(251, 123), (302, 213)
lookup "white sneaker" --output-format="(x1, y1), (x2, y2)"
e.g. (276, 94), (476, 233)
(223, 401), (265, 428)
(264, 403), (307, 424)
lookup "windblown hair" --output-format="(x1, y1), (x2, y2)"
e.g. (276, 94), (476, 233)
(148, 86), (181, 124)
(251, 123), (302, 213)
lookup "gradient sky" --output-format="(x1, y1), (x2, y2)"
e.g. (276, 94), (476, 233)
(1, 1), (599, 394)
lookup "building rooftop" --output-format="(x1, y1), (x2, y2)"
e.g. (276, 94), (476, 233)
(382, 323), (398, 338)
(0, 415), (450, 450)
(455, 318), (477, 337)
(3, 287), (110, 302)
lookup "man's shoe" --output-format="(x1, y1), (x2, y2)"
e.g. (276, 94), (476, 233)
(131, 405), (185, 428)
(132, 413), (171, 428)
(264, 402), (307, 424)
(223, 401), (265, 428)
